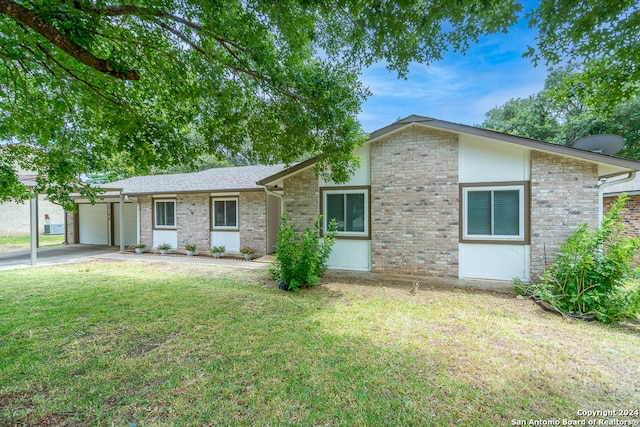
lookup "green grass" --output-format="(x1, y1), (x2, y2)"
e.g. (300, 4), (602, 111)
(1, 261), (638, 426)
(0, 235), (65, 252)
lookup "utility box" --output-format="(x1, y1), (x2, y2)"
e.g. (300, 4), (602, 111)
(44, 224), (64, 235)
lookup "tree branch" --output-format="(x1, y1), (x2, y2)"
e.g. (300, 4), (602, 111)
(0, 0), (139, 80)
(89, 4), (202, 32)
(149, 17), (303, 102)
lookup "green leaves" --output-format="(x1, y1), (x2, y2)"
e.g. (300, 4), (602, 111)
(526, 195), (640, 323)
(270, 214), (337, 291)
(527, 0), (640, 112)
(1, 0), (524, 205)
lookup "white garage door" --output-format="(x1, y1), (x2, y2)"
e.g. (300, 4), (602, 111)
(113, 203), (138, 247)
(78, 204), (108, 245)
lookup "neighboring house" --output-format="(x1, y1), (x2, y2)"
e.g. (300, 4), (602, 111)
(258, 115), (640, 287)
(0, 169), (65, 237)
(603, 175), (640, 238)
(66, 164), (285, 255)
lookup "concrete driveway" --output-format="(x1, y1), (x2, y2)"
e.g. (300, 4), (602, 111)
(0, 244), (270, 271)
(0, 245), (117, 271)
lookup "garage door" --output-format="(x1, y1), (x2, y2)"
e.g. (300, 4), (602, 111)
(113, 203), (137, 246)
(78, 204), (108, 245)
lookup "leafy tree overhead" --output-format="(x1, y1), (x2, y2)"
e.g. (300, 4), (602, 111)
(0, 0), (523, 208)
(526, 0), (639, 113)
(481, 68), (640, 161)
(1, 1), (637, 209)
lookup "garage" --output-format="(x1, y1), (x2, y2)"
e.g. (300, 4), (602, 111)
(113, 202), (138, 247)
(78, 204), (108, 245)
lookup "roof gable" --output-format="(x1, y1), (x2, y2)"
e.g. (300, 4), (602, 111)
(259, 115), (640, 185)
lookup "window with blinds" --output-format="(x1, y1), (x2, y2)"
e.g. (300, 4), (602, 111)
(212, 198), (238, 229)
(462, 184), (525, 242)
(154, 200), (176, 228)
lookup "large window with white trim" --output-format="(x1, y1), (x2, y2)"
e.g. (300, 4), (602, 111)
(212, 198), (238, 229)
(461, 183), (528, 243)
(322, 188), (369, 237)
(154, 199), (176, 228)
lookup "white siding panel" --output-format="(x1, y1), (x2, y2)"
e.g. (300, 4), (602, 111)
(459, 135), (530, 183)
(320, 145), (370, 186)
(78, 204), (108, 245)
(153, 230), (177, 249)
(327, 239), (371, 271)
(113, 203), (138, 247)
(211, 231), (240, 252)
(459, 243), (530, 281)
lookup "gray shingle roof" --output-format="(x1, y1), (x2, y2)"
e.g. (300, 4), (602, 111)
(103, 164), (286, 195)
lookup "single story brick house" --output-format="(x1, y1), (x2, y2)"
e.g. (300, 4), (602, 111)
(66, 164), (285, 255)
(66, 115), (640, 287)
(258, 115), (640, 286)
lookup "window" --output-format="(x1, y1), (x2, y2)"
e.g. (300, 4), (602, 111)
(155, 200), (176, 228)
(462, 184), (528, 242)
(322, 189), (369, 237)
(213, 198), (238, 229)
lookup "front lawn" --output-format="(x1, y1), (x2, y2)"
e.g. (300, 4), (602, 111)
(0, 234), (65, 253)
(0, 261), (638, 426)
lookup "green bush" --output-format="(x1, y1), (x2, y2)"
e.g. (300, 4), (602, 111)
(270, 213), (338, 291)
(517, 195), (640, 323)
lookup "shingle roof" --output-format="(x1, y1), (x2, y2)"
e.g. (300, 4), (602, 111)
(102, 164), (286, 195)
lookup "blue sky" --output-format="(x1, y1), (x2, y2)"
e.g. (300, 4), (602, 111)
(358, 9), (547, 132)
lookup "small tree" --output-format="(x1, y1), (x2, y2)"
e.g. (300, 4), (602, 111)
(519, 195), (640, 323)
(270, 214), (338, 291)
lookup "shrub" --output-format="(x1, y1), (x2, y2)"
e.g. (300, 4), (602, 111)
(157, 243), (171, 251)
(185, 244), (197, 252)
(210, 246), (225, 254)
(518, 195), (640, 323)
(270, 213), (338, 291)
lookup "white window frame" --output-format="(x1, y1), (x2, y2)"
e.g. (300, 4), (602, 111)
(462, 184), (525, 242)
(322, 188), (369, 237)
(212, 197), (239, 230)
(154, 199), (176, 229)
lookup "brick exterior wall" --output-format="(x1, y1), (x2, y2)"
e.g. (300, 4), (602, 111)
(239, 191), (268, 255)
(370, 126), (459, 277)
(138, 196), (153, 247)
(283, 167), (319, 232)
(604, 194), (640, 238)
(134, 191), (268, 254)
(177, 193), (210, 252)
(65, 210), (77, 244)
(529, 151), (600, 279)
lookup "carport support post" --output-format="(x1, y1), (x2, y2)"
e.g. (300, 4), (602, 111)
(119, 193), (125, 252)
(30, 196), (38, 265)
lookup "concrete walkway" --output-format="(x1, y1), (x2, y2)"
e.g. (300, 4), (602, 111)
(0, 245), (270, 271)
(96, 251), (270, 270)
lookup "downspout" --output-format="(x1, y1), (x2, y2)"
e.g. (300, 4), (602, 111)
(264, 186), (283, 211)
(598, 171), (636, 222)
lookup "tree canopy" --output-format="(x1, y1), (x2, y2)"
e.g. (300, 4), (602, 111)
(481, 68), (640, 160)
(1, 0), (524, 208)
(1, 1), (637, 209)
(526, 0), (639, 112)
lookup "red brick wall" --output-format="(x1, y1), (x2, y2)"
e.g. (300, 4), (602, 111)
(604, 195), (640, 238)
